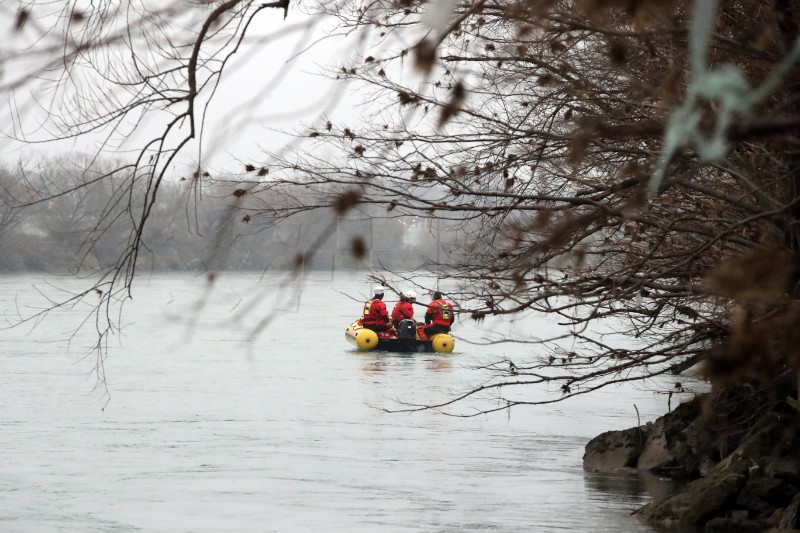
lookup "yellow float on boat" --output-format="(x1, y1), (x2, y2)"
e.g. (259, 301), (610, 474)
(354, 327), (378, 350)
(430, 333), (455, 353)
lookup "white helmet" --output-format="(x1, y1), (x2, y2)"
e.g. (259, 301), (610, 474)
(373, 286), (387, 296)
(403, 290), (417, 300)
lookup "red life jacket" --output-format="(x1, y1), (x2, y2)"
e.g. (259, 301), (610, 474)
(427, 299), (453, 326)
(391, 301), (414, 324)
(362, 298), (389, 326)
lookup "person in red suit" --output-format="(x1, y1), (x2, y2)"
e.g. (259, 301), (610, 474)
(422, 291), (454, 339)
(362, 286), (393, 333)
(391, 290), (417, 328)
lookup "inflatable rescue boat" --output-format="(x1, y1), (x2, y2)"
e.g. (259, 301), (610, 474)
(345, 318), (455, 353)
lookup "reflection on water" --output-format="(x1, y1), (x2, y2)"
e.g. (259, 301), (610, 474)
(360, 353), (454, 374)
(0, 272), (692, 531)
(585, 470), (683, 506)
(585, 472), (701, 533)
(425, 358), (453, 372)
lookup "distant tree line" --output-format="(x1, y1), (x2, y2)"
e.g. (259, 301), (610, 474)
(0, 160), (450, 273)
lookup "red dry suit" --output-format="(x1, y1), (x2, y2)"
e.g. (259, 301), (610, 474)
(362, 297), (390, 328)
(391, 301), (414, 326)
(425, 299), (454, 327)
(421, 298), (454, 339)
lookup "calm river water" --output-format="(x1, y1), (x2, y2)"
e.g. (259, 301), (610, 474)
(1, 271), (691, 531)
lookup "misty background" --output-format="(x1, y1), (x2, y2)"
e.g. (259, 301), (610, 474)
(0, 160), (457, 273)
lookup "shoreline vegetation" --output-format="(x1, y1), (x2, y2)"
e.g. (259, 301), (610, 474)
(584, 380), (800, 531)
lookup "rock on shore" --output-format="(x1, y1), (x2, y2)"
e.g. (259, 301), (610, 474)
(583, 384), (800, 531)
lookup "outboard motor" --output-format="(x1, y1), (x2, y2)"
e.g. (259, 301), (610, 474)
(397, 319), (416, 339)
(397, 319), (417, 352)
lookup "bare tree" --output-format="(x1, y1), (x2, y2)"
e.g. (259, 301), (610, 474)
(4, 0), (800, 411)
(2, 0), (294, 385)
(237, 0), (800, 412)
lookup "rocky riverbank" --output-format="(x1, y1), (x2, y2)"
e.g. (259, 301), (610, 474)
(583, 382), (800, 531)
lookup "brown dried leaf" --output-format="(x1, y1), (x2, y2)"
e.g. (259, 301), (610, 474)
(398, 91), (418, 105)
(704, 250), (795, 301)
(660, 66), (684, 108)
(437, 81), (465, 128)
(351, 236), (367, 260)
(608, 40), (626, 65)
(414, 39), (437, 75)
(533, 209), (552, 231)
(332, 190), (362, 214)
(567, 133), (590, 165)
(15, 9), (29, 31)
(621, 185), (647, 216)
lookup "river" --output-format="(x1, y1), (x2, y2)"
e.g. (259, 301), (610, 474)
(0, 271), (692, 531)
